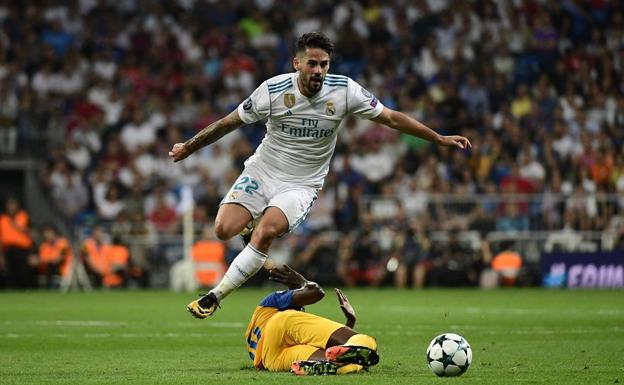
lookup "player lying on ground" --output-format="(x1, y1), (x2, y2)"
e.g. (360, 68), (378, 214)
(170, 32), (471, 318)
(245, 265), (378, 375)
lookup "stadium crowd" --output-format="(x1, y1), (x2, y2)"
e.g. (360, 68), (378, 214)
(1, 0), (623, 289)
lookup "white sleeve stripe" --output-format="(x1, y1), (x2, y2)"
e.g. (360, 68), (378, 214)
(268, 78), (291, 88)
(268, 82), (292, 94)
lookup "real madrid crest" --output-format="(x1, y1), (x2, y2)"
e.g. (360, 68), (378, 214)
(326, 101), (335, 116)
(284, 93), (295, 108)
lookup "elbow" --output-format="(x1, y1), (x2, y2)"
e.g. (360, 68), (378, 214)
(309, 282), (325, 302)
(293, 282), (326, 307)
(316, 287), (326, 301)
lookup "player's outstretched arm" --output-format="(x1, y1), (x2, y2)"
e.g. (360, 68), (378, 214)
(269, 265), (325, 307)
(371, 107), (472, 149)
(169, 109), (245, 162)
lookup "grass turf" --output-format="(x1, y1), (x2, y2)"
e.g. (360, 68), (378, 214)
(1, 289), (623, 384)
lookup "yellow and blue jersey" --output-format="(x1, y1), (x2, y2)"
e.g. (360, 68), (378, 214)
(245, 289), (347, 371)
(245, 290), (301, 368)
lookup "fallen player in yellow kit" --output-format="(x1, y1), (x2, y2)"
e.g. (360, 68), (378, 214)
(245, 265), (379, 375)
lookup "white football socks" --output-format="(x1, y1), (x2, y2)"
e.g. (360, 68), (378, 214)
(210, 244), (267, 302)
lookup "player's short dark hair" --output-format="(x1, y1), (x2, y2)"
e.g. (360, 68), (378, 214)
(296, 32), (334, 56)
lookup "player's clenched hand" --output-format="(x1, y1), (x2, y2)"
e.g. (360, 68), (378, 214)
(335, 288), (356, 326)
(269, 265), (307, 289)
(169, 142), (190, 162)
(438, 135), (472, 149)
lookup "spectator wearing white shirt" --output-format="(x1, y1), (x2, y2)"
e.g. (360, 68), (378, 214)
(32, 63), (55, 96)
(65, 134), (91, 171)
(92, 49), (117, 81)
(518, 147), (545, 185)
(95, 183), (125, 221)
(120, 109), (158, 153)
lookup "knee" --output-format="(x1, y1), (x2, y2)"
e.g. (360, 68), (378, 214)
(214, 219), (237, 241)
(253, 223), (283, 244)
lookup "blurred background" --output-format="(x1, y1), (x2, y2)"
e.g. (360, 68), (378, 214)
(0, 0), (622, 292)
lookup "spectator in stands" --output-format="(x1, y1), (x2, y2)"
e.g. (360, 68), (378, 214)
(510, 83), (533, 119)
(193, 173), (223, 220)
(338, 218), (387, 288)
(304, 189), (335, 233)
(94, 183), (125, 222)
(392, 221), (431, 289)
(125, 211), (156, 288)
(427, 229), (479, 287)
(293, 232), (339, 286)
(333, 158), (364, 232)
(2, 0), (623, 288)
(496, 202), (530, 232)
(0, 78), (18, 155)
(147, 191), (178, 234)
(123, 182), (146, 217)
(458, 72), (489, 118)
(53, 167), (89, 220)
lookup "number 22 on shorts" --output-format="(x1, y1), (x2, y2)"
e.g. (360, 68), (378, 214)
(233, 176), (260, 195)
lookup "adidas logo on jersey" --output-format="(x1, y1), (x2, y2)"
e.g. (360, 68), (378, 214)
(285, 110), (293, 116)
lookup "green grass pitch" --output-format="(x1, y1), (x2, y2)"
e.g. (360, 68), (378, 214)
(1, 289), (623, 384)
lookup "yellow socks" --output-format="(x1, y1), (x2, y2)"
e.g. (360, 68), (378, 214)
(345, 334), (377, 351)
(336, 364), (363, 374)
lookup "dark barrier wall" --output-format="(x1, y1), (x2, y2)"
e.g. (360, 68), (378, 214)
(542, 251), (624, 288)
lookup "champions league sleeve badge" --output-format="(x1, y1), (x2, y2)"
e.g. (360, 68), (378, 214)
(243, 98), (253, 111)
(361, 87), (378, 107)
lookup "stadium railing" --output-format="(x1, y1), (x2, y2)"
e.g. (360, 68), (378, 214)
(60, 193), (622, 289)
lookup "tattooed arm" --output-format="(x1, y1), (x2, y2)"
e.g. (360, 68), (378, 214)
(169, 110), (245, 162)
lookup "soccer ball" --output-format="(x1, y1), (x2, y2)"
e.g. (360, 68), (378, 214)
(426, 333), (472, 377)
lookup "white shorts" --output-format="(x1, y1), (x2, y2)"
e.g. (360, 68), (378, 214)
(220, 165), (319, 231)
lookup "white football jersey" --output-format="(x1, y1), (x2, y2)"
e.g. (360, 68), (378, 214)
(236, 72), (384, 188)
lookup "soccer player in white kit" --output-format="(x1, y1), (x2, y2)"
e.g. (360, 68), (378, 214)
(169, 32), (471, 318)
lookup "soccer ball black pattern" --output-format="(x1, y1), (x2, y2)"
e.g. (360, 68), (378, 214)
(426, 333), (472, 377)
